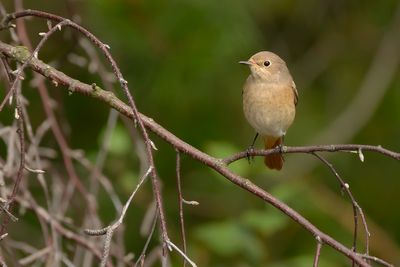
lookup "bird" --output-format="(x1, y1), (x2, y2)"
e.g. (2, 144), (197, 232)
(240, 51), (298, 170)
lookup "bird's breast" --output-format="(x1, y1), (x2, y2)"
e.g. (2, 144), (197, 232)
(243, 80), (296, 137)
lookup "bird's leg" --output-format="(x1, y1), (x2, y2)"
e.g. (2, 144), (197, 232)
(278, 134), (286, 161)
(246, 133), (259, 163)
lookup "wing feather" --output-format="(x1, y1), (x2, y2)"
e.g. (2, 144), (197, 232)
(292, 81), (298, 106)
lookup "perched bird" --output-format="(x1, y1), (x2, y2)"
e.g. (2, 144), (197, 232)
(240, 51), (298, 170)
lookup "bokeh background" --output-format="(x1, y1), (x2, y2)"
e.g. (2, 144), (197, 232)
(1, 0), (400, 266)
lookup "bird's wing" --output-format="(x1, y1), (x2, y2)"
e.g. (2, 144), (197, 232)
(292, 81), (299, 106)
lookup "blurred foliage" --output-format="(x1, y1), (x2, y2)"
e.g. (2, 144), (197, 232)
(1, 0), (400, 266)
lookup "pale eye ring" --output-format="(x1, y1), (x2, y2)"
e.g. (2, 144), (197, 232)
(263, 60), (271, 67)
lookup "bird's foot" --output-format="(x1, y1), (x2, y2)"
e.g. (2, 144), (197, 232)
(278, 144), (283, 153)
(277, 144), (286, 162)
(246, 145), (255, 164)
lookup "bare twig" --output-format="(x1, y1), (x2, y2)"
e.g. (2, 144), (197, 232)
(313, 237), (323, 267)
(71, 152), (123, 212)
(357, 254), (395, 267)
(0, 233), (8, 241)
(0, 58), (25, 236)
(77, 30), (124, 267)
(175, 150), (187, 267)
(3, 18), (88, 199)
(10, 5), (86, 264)
(165, 239), (197, 267)
(18, 246), (51, 266)
(11, 2), (89, 218)
(0, 19), (67, 111)
(0, 204), (18, 222)
(85, 166), (153, 267)
(313, 152), (370, 257)
(135, 210), (158, 266)
(89, 109), (118, 197)
(15, 195), (107, 265)
(1, 10), (169, 253)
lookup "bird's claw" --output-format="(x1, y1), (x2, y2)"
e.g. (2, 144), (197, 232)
(246, 146), (255, 164)
(278, 144), (284, 153)
(277, 144), (286, 162)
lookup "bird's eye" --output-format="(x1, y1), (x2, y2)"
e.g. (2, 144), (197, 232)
(263, 60), (271, 67)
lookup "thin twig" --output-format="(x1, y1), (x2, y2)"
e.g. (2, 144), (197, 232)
(357, 254), (394, 267)
(18, 246), (51, 266)
(135, 211), (159, 267)
(85, 166), (153, 267)
(313, 153), (370, 257)
(0, 233), (8, 241)
(15, 194), (108, 266)
(89, 109), (118, 197)
(10, 4), (91, 220)
(165, 239), (197, 267)
(2, 18), (88, 199)
(0, 204), (18, 222)
(0, 19), (67, 111)
(72, 153), (123, 212)
(175, 150), (187, 267)
(0, 60), (25, 235)
(313, 237), (323, 267)
(1, 9), (169, 253)
(77, 30), (125, 267)
(10, 6), (85, 264)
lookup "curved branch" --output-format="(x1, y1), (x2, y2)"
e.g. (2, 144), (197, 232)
(223, 144), (400, 165)
(0, 40), (391, 267)
(312, 152), (370, 260)
(1, 9), (169, 253)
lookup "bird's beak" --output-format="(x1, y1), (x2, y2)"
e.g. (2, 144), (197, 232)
(239, 60), (253, 65)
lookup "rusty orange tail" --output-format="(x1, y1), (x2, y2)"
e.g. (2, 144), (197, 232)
(263, 136), (283, 170)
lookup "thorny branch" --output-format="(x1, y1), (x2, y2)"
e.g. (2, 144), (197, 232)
(0, 8), (399, 267)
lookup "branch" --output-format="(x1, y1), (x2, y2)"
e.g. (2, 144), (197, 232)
(15, 195), (107, 266)
(223, 144), (400, 165)
(84, 166), (153, 267)
(357, 254), (394, 267)
(13, 15), (90, 213)
(1, 9), (169, 252)
(312, 152), (370, 263)
(0, 48), (26, 236)
(1, 40), (394, 267)
(175, 150), (188, 267)
(313, 238), (323, 267)
(165, 239), (197, 267)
